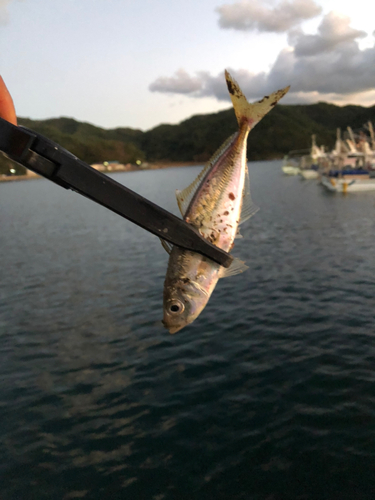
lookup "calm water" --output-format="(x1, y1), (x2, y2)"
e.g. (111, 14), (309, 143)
(1, 161), (375, 500)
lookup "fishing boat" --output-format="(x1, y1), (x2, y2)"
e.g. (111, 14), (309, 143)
(282, 154), (301, 175)
(320, 124), (375, 193)
(299, 135), (323, 179)
(282, 148), (309, 175)
(321, 170), (375, 193)
(282, 164), (301, 175)
(282, 136), (325, 178)
(300, 168), (319, 179)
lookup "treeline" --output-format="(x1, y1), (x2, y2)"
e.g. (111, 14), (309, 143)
(1, 101), (375, 175)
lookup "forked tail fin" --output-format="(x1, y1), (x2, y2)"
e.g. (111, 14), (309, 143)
(225, 70), (289, 129)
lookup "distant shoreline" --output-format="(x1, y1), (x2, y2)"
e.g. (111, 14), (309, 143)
(0, 162), (200, 183)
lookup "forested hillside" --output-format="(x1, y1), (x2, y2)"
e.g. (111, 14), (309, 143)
(1, 101), (375, 175)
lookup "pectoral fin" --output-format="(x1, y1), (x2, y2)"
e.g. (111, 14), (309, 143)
(159, 238), (173, 254)
(218, 257), (248, 278)
(235, 228), (243, 239)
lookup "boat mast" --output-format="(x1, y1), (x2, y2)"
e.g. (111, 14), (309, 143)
(347, 126), (358, 153)
(368, 121), (375, 151)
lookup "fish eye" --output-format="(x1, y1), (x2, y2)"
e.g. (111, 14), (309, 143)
(168, 300), (185, 315)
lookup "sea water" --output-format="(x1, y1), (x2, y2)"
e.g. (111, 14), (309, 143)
(1, 161), (375, 499)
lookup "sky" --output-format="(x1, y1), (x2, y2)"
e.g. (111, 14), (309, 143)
(1, 0), (375, 131)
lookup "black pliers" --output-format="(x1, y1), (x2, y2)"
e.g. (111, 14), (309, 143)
(0, 117), (233, 267)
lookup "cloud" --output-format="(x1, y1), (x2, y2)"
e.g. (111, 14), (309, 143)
(149, 12), (375, 104)
(149, 69), (204, 94)
(266, 13), (374, 95)
(289, 11), (367, 56)
(0, 0), (12, 25)
(149, 67), (285, 103)
(216, 0), (322, 33)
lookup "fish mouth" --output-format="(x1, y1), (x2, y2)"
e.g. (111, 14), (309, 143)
(168, 325), (185, 334)
(162, 320), (185, 334)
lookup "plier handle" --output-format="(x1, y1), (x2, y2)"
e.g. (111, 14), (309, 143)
(0, 117), (233, 267)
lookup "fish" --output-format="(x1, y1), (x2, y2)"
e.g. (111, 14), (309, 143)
(161, 70), (289, 333)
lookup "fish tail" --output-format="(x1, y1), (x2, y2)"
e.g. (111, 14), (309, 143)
(225, 70), (289, 130)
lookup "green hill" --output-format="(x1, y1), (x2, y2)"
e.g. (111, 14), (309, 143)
(1, 101), (375, 176)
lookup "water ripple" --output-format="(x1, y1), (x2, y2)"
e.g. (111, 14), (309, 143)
(1, 163), (375, 499)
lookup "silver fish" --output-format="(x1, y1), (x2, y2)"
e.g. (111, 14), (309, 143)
(161, 70), (289, 333)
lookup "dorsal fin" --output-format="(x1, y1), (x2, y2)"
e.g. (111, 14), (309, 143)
(176, 133), (237, 217)
(239, 164), (259, 224)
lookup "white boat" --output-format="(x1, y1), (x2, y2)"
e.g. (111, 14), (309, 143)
(282, 149), (308, 175)
(298, 136), (324, 179)
(282, 164), (301, 175)
(321, 173), (375, 193)
(300, 169), (319, 180)
(320, 124), (375, 192)
(282, 137), (324, 178)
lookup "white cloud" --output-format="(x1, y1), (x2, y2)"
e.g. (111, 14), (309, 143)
(149, 12), (375, 104)
(149, 69), (204, 94)
(216, 0), (322, 33)
(289, 11), (367, 56)
(0, 0), (12, 24)
(266, 13), (374, 95)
